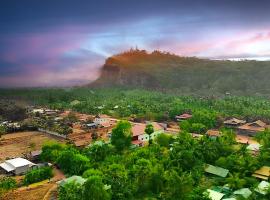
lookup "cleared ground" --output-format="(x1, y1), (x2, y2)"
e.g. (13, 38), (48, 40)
(0, 131), (65, 162)
(2, 182), (55, 200)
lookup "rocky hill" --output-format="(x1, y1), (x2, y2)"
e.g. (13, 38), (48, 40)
(89, 49), (270, 95)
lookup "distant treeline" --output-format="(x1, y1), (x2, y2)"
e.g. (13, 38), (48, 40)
(1, 88), (270, 122)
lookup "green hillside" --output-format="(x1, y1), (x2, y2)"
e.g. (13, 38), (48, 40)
(90, 49), (270, 96)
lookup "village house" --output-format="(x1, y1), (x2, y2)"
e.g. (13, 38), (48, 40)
(224, 118), (246, 128)
(131, 122), (164, 146)
(30, 150), (42, 162)
(252, 166), (270, 180)
(175, 113), (192, 121)
(237, 120), (269, 136)
(0, 158), (36, 175)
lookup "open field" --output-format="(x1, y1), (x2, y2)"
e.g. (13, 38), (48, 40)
(0, 131), (65, 162)
(2, 182), (56, 200)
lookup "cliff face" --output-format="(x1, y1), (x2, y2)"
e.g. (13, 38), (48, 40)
(89, 50), (270, 95)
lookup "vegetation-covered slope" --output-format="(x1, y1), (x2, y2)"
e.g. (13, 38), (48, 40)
(90, 49), (270, 96)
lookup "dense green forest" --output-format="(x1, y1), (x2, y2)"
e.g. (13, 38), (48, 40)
(40, 122), (270, 200)
(1, 88), (270, 122)
(90, 50), (270, 96)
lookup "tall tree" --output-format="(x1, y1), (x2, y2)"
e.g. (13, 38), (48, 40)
(111, 121), (132, 152)
(83, 176), (111, 200)
(145, 123), (154, 145)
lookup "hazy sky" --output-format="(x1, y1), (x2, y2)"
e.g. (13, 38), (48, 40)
(1, 0), (270, 87)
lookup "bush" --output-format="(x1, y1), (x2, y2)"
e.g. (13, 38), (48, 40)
(59, 181), (83, 200)
(23, 167), (53, 185)
(40, 141), (67, 162)
(0, 177), (16, 190)
(155, 133), (173, 147)
(57, 150), (90, 175)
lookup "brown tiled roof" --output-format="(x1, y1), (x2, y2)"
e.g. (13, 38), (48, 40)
(236, 135), (259, 144)
(238, 120), (267, 132)
(131, 122), (164, 137)
(206, 130), (220, 137)
(224, 118), (246, 125)
(176, 113), (192, 119)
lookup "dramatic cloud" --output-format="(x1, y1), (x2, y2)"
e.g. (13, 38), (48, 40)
(0, 0), (270, 87)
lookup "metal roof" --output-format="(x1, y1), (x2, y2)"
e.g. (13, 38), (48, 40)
(205, 164), (229, 178)
(5, 158), (34, 168)
(207, 189), (225, 200)
(233, 188), (252, 198)
(255, 181), (270, 195)
(0, 162), (15, 172)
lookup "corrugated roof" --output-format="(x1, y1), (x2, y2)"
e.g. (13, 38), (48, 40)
(238, 120), (267, 132)
(253, 166), (270, 180)
(233, 188), (252, 198)
(0, 162), (15, 172)
(5, 158), (34, 168)
(207, 189), (225, 200)
(205, 164), (229, 178)
(246, 144), (261, 151)
(255, 181), (270, 195)
(224, 118), (246, 125)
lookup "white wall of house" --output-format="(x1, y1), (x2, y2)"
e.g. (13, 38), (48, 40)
(14, 165), (32, 175)
(138, 130), (164, 141)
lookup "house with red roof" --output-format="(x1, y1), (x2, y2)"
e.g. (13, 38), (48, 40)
(131, 122), (165, 146)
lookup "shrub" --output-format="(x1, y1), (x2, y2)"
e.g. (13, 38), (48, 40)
(0, 177), (16, 190)
(23, 167), (53, 185)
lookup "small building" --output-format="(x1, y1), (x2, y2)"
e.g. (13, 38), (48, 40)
(206, 130), (221, 139)
(237, 120), (268, 136)
(175, 113), (192, 121)
(205, 164), (229, 178)
(252, 166), (270, 180)
(85, 122), (98, 129)
(0, 158), (35, 175)
(224, 118), (246, 128)
(255, 181), (270, 195)
(30, 150), (42, 161)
